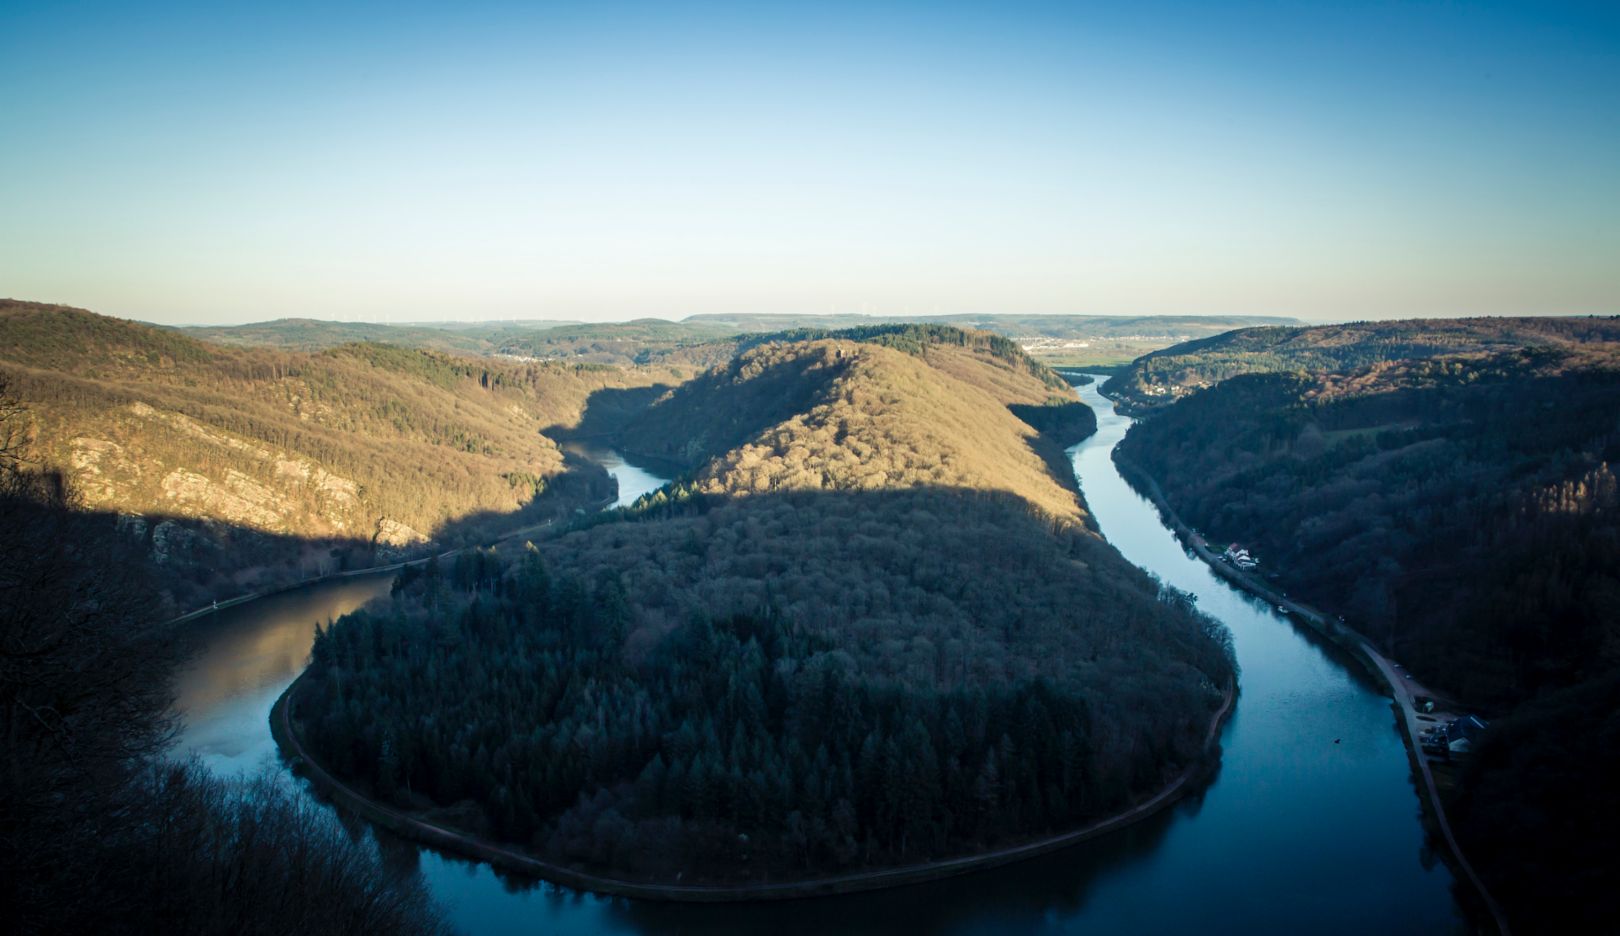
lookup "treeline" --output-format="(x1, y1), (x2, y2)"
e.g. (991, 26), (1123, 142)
(1105, 315), (1620, 413)
(0, 382), (445, 935)
(1115, 345), (1620, 930)
(300, 504), (1234, 882)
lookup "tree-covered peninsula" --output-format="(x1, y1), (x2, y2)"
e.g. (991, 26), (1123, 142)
(290, 328), (1235, 886)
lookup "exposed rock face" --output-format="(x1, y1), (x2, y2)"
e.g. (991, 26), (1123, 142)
(374, 517), (428, 549)
(56, 402), (378, 541)
(159, 468), (287, 531)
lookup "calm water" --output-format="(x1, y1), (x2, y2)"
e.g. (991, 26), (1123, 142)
(173, 416), (1470, 934)
(173, 572), (398, 778)
(563, 443), (671, 509)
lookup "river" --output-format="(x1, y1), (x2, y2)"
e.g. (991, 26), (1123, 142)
(173, 403), (1470, 933)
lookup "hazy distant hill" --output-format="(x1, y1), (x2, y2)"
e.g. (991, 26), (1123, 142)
(293, 324), (1235, 887)
(493, 318), (744, 369)
(690, 311), (1297, 337)
(0, 301), (673, 605)
(691, 313), (1303, 368)
(1105, 316), (1620, 413)
(181, 318), (580, 354)
(182, 312), (1305, 371)
(1115, 338), (1620, 929)
(186, 316), (742, 369)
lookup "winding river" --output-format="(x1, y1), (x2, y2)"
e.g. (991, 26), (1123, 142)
(173, 396), (1469, 934)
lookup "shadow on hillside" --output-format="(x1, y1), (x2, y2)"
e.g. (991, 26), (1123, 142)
(1007, 400), (1100, 524)
(540, 384), (675, 445)
(40, 369), (1107, 627)
(544, 365), (1105, 529)
(588, 350), (852, 470)
(429, 448), (620, 548)
(20, 447), (628, 621)
(13, 450), (1238, 921)
(0, 486), (384, 625)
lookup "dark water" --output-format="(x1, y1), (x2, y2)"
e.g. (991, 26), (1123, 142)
(173, 414), (1468, 934)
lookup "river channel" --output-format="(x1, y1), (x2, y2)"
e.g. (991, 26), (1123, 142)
(173, 394), (1468, 933)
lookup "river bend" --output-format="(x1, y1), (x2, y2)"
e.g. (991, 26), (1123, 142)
(173, 398), (1466, 934)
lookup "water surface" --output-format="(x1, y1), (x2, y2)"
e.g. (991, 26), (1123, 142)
(564, 443), (670, 509)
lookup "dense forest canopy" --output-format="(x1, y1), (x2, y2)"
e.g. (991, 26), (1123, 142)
(0, 301), (675, 605)
(1105, 316), (1620, 414)
(1114, 340), (1620, 930)
(295, 330), (1234, 885)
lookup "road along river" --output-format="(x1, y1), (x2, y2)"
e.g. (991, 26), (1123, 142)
(173, 409), (1471, 934)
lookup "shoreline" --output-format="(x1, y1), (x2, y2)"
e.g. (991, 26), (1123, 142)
(271, 668), (1235, 903)
(1110, 451), (1511, 936)
(166, 493), (618, 628)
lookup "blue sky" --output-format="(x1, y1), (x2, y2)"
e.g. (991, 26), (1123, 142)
(2, 1), (1616, 324)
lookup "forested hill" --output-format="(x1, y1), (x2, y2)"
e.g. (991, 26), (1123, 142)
(1104, 316), (1620, 414)
(618, 325), (1096, 523)
(0, 301), (674, 607)
(295, 328), (1235, 887)
(1114, 345), (1620, 929)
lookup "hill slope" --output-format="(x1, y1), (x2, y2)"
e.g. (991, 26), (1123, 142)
(1105, 316), (1620, 413)
(0, 301), (673, 604)
(1115, 341), (1620, 930)
(619, 326), (1093, 523)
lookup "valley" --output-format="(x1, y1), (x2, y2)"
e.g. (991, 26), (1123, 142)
(8, 302), (1617, 933)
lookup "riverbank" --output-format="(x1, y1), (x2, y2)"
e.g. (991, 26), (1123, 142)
(1111, 451), (1510, 936)
(271, 668), (1235, 903)
(167, 494), (618, 628)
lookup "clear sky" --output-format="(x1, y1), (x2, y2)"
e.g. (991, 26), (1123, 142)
(2, 1), (1617, 325)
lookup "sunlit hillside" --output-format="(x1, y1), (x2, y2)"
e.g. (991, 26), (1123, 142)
(0, 301), (676, 599)
(620, 325), (1094, 522)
